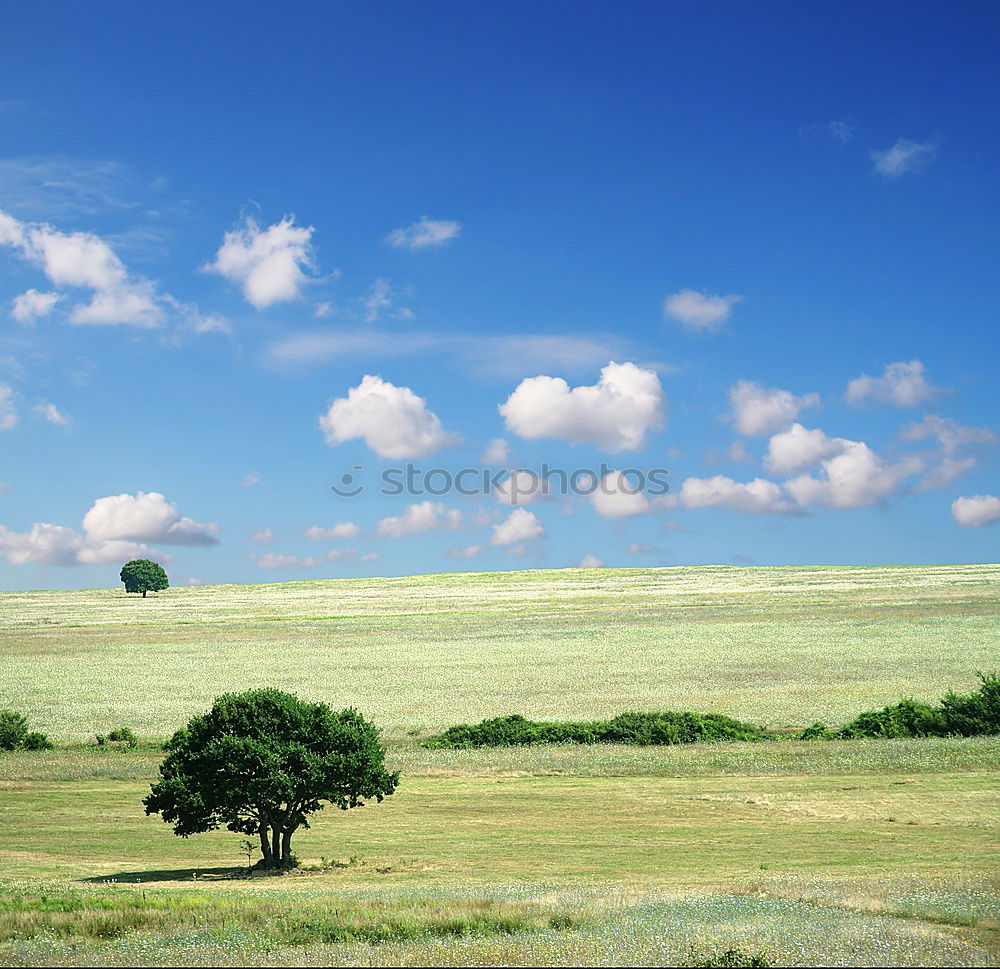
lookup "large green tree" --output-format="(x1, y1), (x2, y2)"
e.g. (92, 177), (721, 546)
(144, 690), (399, 869)
(120, 559), (169, 597)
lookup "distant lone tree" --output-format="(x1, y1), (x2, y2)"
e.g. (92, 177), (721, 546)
(120, 559), (168, 597)
(144, 690), (399, 869)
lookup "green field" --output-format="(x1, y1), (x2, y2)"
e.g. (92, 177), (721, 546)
(2, 564), (998, 740)
(1, 565), (998, 966)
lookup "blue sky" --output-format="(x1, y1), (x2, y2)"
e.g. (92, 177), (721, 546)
(0, 0), (998, 590)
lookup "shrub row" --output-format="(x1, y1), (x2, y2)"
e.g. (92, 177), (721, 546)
(830, 671), (1000, 740)
(427, 673), (1000, 749)
(424, 710), (765, 749)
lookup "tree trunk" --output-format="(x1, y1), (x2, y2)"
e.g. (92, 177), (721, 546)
(142, 590), (147, 597)
(281, 829), (293, 865)
(258, 824), (274, 868)
(271, 826), (281, 865)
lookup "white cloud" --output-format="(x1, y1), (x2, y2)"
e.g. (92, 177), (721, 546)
(785, 441), (922, 509)
(663, 289), (742, 331)
(764, 423), (850, 474)
(319, 375), (459, 459)
(495, 470), (548, 506)
(871, 139), (937, 179)
(240, 472), (261, 488)
(500, 361), (665, 453)
(206, 215), (314, 309)
(304, 521), (360, 541)
(0, 384), (17, 430)
(361, 278), (412, 323)
(11, 289), (59, 324)
(0, 522), (150, 566)
(0, 208), (163, 327)
(917, 456), (977, 491)
(627, 541), (657, 554)
(846, 360), (940, 408)
(376, 501), (462, 539)
(482, 438), (510, 465)
(578, 553), (605, 568)
(256, 549), (356, 569)
(82, 491), (219, 546)
(385, 216), (461, 251)
(34, 402), (72, 428)
(951, 494), (1000, 528)
(899, 415), (996, 455)
(729, 380), (819, 436)
(678, 475), (793, 515)
(591, 471), (652, 519)
(491, 508), (544, 546)
(448, 544), (484, 558)
(250, 528), (275, 545)
(727, 440), (752, 464)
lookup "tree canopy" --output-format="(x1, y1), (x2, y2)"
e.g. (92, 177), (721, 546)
(143, 689), (399, 868)
(120, 559), (169, 597)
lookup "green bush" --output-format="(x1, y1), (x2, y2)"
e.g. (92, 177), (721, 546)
(22, 731), (54, 751)
(0, 711), (52, 751)
(798, 721), (833, 740)
(837, 673), (1000, 739)
(0, 710), (29, 750)
(425, 710), (764, 749)
(684, 949), (773, 968)
(108, 727), (138, 749)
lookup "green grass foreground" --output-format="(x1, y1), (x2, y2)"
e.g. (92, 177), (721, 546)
(0, 739), (998, 964)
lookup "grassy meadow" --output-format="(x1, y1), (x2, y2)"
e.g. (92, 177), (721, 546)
(0, 564), (998, 965)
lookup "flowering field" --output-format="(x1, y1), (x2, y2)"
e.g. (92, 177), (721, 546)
(0, 564), (998, 965)
(1, 564), (997, 741)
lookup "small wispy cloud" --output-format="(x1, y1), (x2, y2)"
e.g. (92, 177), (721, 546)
(871, 139), (937, 179)
(385, 217), (461, 251)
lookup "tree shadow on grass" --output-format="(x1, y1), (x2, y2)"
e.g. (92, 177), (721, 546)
(81, 866), (245, 884)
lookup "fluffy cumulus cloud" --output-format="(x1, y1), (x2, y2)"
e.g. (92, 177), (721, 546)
(495, 470), (549, 506)
(319, 375), (459, 459)
(764, 423), (850, 474)
(846, 360), (939, 408)
(385, 216), (461, 251)
(375, 502), (462, 539)
(577, 553), (605, 568)
(784, 441), (922, 509)
(0, 522), (148, 566)
(250, 528), (275, 545)
(0, 384), (17, 430)
(82, 491), (219, 546)
(11, 289), (59, 324)
(662, 289), (742, 331)
(729, 380), (819, 436)
(491, 508), (544, 546)
(0, 489), (214, 566)
(304, 522), (360, 541)
(500, 361), (665, 453)
(206, 215), (314, 309)
(678, 475), (793, 514)
(0, 209), (162, 326)
(591, 471), (653, 519)
(871, 139), (937, 179)
(951, 495), (1000, 528)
